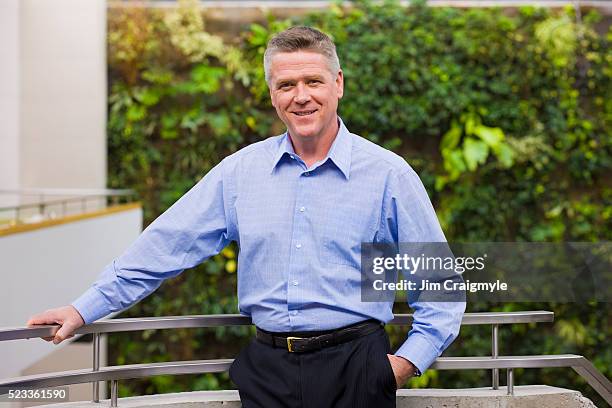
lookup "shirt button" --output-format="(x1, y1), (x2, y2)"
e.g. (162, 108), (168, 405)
(299, 206), (305, 212)
(292, 280), (299, 286)
(296, 243), (302, 249)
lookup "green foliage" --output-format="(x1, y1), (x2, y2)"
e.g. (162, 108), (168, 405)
(106, 1), (611, 405)
(438, 109), (515, 189)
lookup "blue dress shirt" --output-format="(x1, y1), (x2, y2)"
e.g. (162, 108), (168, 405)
(72, 118), (465, 374)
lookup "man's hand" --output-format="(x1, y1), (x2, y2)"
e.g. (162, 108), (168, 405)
(387, 354), (418, 389)
(27, 305), (85, 345)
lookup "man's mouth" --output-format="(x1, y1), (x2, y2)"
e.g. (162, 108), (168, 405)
(292, 109), (317, 117)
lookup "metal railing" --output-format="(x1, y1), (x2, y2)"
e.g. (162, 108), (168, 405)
(1, 311), (611, 407)
(0, 188), (136, 228)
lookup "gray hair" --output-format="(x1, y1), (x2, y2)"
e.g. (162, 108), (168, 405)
(263, 26), (341, 84)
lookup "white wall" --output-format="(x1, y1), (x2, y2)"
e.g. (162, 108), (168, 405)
(19, 0), (107, 189)
(0, 207), (142, 380)
(0, 0), (21, 206)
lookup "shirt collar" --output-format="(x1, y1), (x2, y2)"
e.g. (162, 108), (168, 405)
(270, 117), (352, 180)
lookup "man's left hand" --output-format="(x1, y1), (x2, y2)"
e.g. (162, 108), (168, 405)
(387, 354), (417, 389)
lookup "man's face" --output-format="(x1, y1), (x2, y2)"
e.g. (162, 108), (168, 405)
(268, 51), (344, 140)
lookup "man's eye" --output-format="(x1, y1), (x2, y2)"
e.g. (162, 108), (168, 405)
(308, 80), (321, 85)
(279, 84), (293, 90)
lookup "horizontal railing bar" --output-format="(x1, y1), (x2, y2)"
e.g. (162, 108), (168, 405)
(2, 355), (608, 391)
(0, 311), (554, 342)
(431, 354), (584, 369)
(0, 188), (134, 197)
(78, 314), (253, 334)
(434, 354), (612, 404)
(0, 359), (233, 389)
(0, 193), (135, 213)
(0, 355), (584, 388)
(390, 310), (554, 326)
(0, 326), (59, 341)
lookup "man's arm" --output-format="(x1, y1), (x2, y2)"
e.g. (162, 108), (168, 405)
(381, 167), (466, 387)
(27, 160), (235, 343)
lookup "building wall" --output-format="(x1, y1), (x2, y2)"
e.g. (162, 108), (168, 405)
(0, 0), (21, 207)
(19, 0), (107, 190)
(0, 206), (142, 381)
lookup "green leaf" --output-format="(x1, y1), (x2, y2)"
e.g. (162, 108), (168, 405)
(190, 65), (226, 94)
(463, 137), (489, 171)
(248, 23), (269, 46)
(442, 148), (467, 180)
(160, 128), (178, 139)
(440, 121), (462, 150)
(135, 88), (162, 107)
(474, 125), (504, 149)
(126, 104), (146, 122)
(494, 143), (515, 168)
(435, 175), (448, 191)
(142, 68), (174, 85)
(161, 113), (179, 139)
(161, 113), (179, 129)
(464, 113), (478, 136)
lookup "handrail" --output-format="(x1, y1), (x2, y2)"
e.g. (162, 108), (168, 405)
(0, 188), (133, 197)
(0, 359), (233, 388)
(0, 189), (134, 210)
(0, 194), (134, 213)
(0, 311), (609, 406)
(0, 355), (610, 405)
(0, 311), (554, 342)
(0, 189), (136, 229)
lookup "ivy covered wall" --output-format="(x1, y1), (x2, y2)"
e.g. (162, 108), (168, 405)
(106, 0), (610, 404)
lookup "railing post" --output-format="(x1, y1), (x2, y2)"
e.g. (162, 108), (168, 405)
(492, 324), (499, 389)
(92, 333), (100, 403)
(111, 380), (118, 407)
(507, 368), (514, 395)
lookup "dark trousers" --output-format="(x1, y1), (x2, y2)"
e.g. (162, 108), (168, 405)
(229, 324), (397, 408)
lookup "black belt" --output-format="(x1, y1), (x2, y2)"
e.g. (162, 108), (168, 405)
(256, 319), (383, 353)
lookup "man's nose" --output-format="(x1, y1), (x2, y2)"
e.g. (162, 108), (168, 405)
(294, 83), (311, 104)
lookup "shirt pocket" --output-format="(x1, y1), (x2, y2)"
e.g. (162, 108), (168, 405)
(321, 204), (378, 267)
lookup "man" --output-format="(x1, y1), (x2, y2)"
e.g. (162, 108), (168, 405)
(28, 26), (465, 407)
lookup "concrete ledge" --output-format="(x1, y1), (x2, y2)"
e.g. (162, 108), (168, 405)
(396, 385), (598, 407)
(38, 385), (597, 408)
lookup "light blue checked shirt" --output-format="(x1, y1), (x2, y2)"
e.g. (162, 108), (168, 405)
(72, 118), (465, 373)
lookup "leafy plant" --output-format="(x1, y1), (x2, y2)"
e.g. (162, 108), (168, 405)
(106, 1), (611, 405)
(438, 108), (515, 189)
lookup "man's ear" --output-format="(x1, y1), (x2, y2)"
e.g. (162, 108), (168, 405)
(336, 69), (344, 99)
(269, 84), (276, 108)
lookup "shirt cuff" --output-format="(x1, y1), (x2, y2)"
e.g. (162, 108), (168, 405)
(395, 332), (440, 375)
(71, 287), (111, 324)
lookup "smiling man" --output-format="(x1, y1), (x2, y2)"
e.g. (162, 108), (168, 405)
(28, 27), (464, 407)
(267, 47), (343, 167)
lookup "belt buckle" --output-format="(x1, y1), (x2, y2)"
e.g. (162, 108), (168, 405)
(286, 336), (302, 352)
